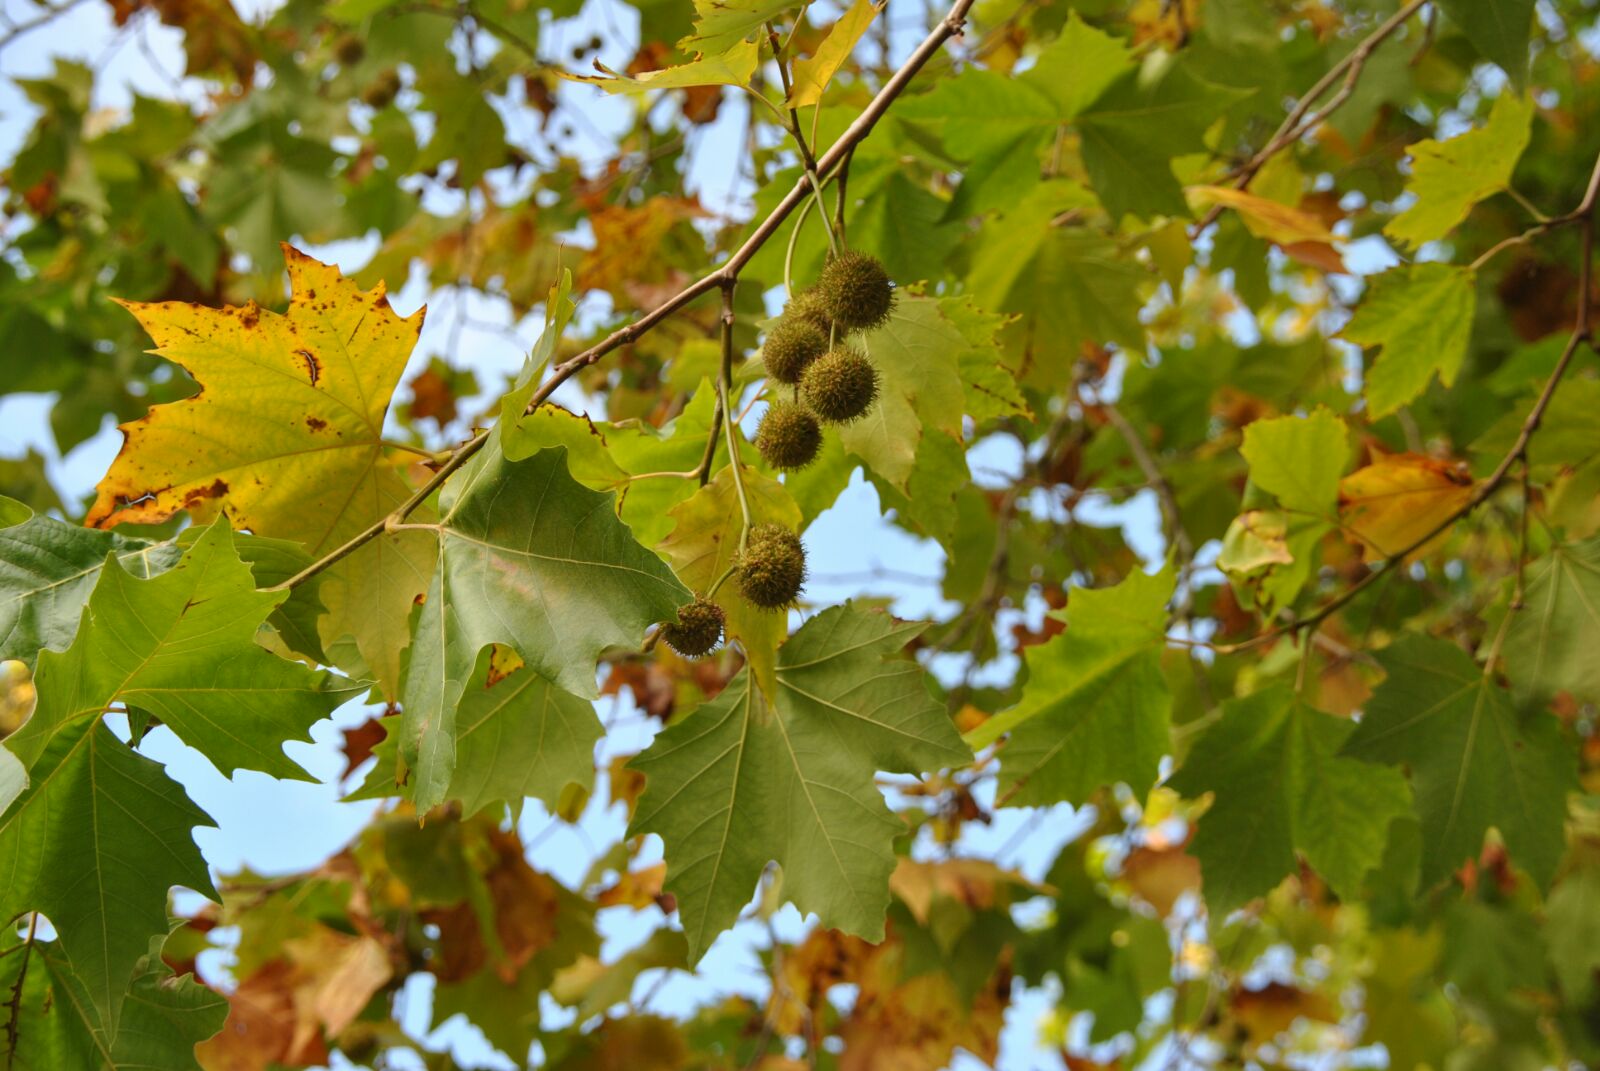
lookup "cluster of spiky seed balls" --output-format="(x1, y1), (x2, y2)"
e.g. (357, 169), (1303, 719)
(658, 526), (808, 658)
(755, 250), (896, 474)
(657, 251), (894, 659)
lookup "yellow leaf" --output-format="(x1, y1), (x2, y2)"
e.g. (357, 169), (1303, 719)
(1187, 185), (1339, 246)
(560, 39), (760, 93)
(789, 0), (884, 109)
(88, 244), (434, 698)
(1339, 452), (1475, 561)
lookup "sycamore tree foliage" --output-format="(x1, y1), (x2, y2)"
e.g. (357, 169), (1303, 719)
(4, 0), (1600, 1067)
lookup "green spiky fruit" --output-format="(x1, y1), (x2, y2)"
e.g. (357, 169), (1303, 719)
(816, 250), (895, 331)
(800, 348), (878, 424)
(660, 597), (725, 658)
(762, 317), (829, 384)
(786, 289), (835, 337)
(736, 524), (806, 609)
(755, 402), (822, 471)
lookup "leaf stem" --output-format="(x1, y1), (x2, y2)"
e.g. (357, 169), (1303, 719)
(718, 283), (755, 554)
(767, 20), (841, 256)
(706, 561), (739, 599)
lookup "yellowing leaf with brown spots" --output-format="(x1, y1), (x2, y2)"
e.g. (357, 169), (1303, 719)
(1338, 451), (1474, 562)
(86, 243), (434, 697)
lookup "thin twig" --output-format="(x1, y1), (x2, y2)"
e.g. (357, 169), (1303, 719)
(1192, 0), (1428, 235)
(1184, 148), (1600, 657)
(0, 0), (90, 52)
(272, 0), (979, 594)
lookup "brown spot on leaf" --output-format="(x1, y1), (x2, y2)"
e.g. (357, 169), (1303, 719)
(181, 479), (229, 509)
(306, 416), (328, 431)
(238, 304), (260, 329)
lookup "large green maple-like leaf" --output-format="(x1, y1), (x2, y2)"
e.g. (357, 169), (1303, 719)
(6, 522), (353, 782)
(840, 296), (967, 493)
(1340, 634), (1577, 890)
(0, 504), (326, 667)
(0, 937), (227, 1071)
(1074, 61), (1250, 222)
(86, 244), (435, 701)
(0, 722), (215, 1041)
(0, 510), (181, 664)
(400, 445), (689, 813)
(968, 182), (1147, 387)
(1169, 686), (1411, 912)
(982, 566), (1173, 806)
(629, 604), (970, 959)
(1341, 263), (1477, 419)
(1437, 0), (1536, 88)
(0, 522), (352, 1033)
(1385, 92), (1534, 249)
(353, 645), (600, 817)
(1500, 536), (1600, 707)
(657, 464), (801, 702)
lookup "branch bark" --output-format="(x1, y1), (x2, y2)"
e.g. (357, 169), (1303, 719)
(275, 0), (978, 593)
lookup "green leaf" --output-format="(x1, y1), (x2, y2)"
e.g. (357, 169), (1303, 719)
(1546, 850), (1600, 1004)
(968, 183), (1147, 384)
(0, 720), (215, 1038)
(415, 74), (509, 187)
(0, 938), (228, 1071)
(0, 514), (182, 665)
(508, 381), (723, 548)
(1340, 634), (1577, 890)
(400, 445), (690, 811)
(0, 512), (328, 668)
(1239, 407), (1349, 515)
(1075, 60), (1249, 222)
(657, 464), (801, 701)
(1019, 12), (1134, 119)
(1501, 536), (1600, 707)
(1169, 685), (1411, 912)
(1341, 263), (1476, 419)
(985, 566), (1174, 806)
(629, 604), (969, 959)
(939, 293), (1028, 424)
(1437, 0), (1536, 87)
(1385, 92), (1535, 248)
(840, 296), (966, 492)
(353, 646), (600, 817)
(6, 522), (352, 783)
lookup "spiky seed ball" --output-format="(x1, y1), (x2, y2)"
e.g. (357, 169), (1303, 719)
(756, 401), (822, 471)
(762, 318), (829, 385)
(362, 68), (402, 109)
(661, 597), (725, 658)
(334, 34), (366, 65)
(800, 348), (878, 424)
(786, 289), (835, 337)
(816, 251), (895, 332)
(736, 524), (806, 610)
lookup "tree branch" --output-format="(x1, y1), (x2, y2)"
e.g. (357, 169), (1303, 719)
(274, 0), (978, 594)
(1187, 148), (1600, 657)
(1192, 0), (1428, 235)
